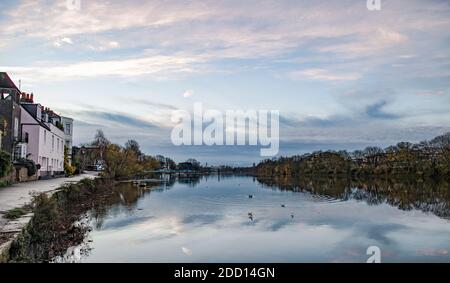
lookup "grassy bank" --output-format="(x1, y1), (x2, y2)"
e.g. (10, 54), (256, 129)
(8, 177), (116, 263)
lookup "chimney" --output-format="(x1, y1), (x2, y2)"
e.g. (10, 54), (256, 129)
(30, 93), (34, 103)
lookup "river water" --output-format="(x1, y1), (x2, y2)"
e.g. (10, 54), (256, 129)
(62, 175), (450, 263)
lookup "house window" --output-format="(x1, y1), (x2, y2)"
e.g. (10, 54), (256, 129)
(65, 123), (71, 135)
(52, 135), (54, 150)
(44, 130), (47, 143)
(14, 117), (19, 138)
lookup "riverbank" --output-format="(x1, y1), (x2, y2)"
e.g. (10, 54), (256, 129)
(0, 172), (97, 262)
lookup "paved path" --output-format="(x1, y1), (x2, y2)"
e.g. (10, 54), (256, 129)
(0, 172), (97, 227)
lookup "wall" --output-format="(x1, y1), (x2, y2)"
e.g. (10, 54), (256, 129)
(15, 166), (38, 182)
(0, 91), (22, 157)
(40, 123), (65, 174)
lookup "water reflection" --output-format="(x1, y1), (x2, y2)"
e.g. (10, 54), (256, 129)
(257, 176), (450, 219)
(61, 175), (450, 263)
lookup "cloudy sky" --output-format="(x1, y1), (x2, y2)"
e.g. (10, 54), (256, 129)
(1, 0), (450, 165)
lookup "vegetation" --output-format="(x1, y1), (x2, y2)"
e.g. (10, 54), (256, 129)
(0, 180), (11, 187)
(55, 121), (64, 132)
(0, 150), (12, 178)
(8, 178), (114, 262)
(63, 146), (75, 176)
(15, 158), (37, 176)
(5, 207), (27, 220)
(8, 177), (162, 262)
(255, 133), (450, 179)
(80, 130), (205, 180)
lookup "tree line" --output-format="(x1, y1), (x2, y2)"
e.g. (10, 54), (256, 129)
(73, 130), (203, 179)
(255, 133), (450, 178)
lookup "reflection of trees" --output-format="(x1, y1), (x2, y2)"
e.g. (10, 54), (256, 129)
(177, 175), (201, 187)
(257, 176), (450, 219)
(90, 182), (163, 229)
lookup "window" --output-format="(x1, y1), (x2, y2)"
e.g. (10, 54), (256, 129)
(52, 135), (54, 150)
(14, 117), (19, 138)
(57, 138), (59, 151)
(65, 123), (71, 135)
(44, 130), (47, 143)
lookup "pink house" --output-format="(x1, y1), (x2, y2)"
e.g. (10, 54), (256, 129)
(21, 96), (65, 177)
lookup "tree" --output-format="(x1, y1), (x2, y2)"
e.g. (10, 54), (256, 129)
(92, 129), (110, 147)
(125, 139), (142, 157)
(363, 147), (384, 167)
(186, 158), (201, 170)
(103, 144), (142, 179)
(64, 146), (76, 176)
(90, 129), (110, 162)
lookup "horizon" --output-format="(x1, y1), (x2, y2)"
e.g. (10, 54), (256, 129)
(1, 0), (450, 165)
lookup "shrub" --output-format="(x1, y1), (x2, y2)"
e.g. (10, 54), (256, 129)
(5, 208), (27, 220)
(0, 150), (12, 178)
(15, 158), (37, 176)
(64, 146), (76, 176)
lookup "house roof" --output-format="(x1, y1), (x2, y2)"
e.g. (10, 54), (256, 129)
(0, 72), (20, 92)
(20, 104), (51, 131)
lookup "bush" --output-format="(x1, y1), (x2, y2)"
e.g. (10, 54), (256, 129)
(64, 146), (76, 176)
(5, 208), (27, 220)
(15, 158), (37, 176)
(0, 150), (12, 178)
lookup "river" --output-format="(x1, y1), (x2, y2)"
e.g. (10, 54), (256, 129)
(58, 175), (450, 263)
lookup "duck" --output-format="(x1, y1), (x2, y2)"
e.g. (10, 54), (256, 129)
(248, 195), (253, 199)
(281, 204), (286, 208)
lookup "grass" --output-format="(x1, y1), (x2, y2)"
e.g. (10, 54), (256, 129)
(5, 208), (27, 220)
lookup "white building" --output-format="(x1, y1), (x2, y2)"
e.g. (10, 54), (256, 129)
(61, 116), (74, 164)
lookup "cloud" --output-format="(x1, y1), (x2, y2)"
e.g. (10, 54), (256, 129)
(0, 0), (449, 85)
(183, 90), (194, 98)
(365, 100), (399, 120)
(288, 69), (361, 81)
(53, 37), (73, 47)
(61, 37), (73, 44)
(66, 109), (168, 131)
(415, 90), (446, 97)
(317, 28), (408, 55)
(0, 54), (208, 82)
(130, 99), (178, 111)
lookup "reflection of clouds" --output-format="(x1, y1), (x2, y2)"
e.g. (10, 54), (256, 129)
(96, 215), (186, 245)
(182, 214), (223, 226)
(266, 219), (294, 232)
(417, 248), (449, 257)
(365, 223), (406, 245)
(80, 177), (450, 262)
(100, 216), (155, 231)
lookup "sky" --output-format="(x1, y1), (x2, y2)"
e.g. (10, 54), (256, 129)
(1, 0), (450, 165)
